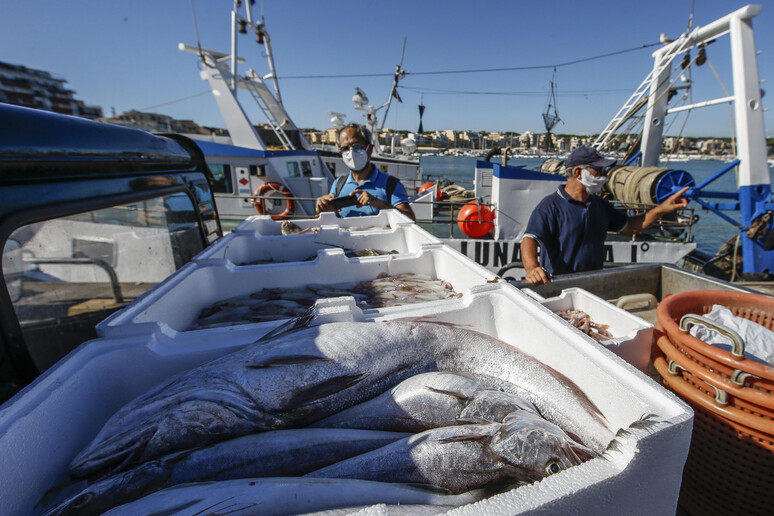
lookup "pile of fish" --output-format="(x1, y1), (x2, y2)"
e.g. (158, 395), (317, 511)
(38, 317), (614, 515)
(193, 273), (461, 329)
(555, 309), (615, 341)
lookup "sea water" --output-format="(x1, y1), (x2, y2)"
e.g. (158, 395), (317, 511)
(420, 155), (774, 256)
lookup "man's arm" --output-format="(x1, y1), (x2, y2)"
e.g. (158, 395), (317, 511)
(395, 202), (416, 222)
(520, 236), (551, 286)
(620, 186), (689, 236)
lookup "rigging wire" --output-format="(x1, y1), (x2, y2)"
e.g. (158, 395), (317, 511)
(189, 0), (204, 57)
(398, 86), (631, 97)
(277, 42), (661, 80)
(138, 90), (212, 111)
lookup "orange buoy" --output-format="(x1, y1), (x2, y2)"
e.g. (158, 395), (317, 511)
(254, 182), (295, 220)
(418, 182), (442, 201)
(457, 201), (494, 238)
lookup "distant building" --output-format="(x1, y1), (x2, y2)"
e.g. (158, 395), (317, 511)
(100, 110), (208, 134)
(0, 61), (103, 119)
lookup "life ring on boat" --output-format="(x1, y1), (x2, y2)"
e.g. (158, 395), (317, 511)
(254, 182), (295, 220)
(457, 201), (495, 238)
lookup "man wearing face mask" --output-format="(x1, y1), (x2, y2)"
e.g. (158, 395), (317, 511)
(520, 145), (688, 286)
(316, 124), (416, 221)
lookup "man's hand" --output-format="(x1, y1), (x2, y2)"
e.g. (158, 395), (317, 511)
(524, 266), (552, 286)
(657, 186), (690, 215)
(353, 189), (387, 209)
(316, 193), (335, 213)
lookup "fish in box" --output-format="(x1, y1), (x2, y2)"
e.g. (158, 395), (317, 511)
(526, 287), (655, 374)
(96, 245), (495, 343)
(0, 282), (692, 516)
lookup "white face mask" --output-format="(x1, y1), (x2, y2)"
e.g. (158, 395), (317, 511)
(579, 167), (608, 194)
(342, 148), (369, 171)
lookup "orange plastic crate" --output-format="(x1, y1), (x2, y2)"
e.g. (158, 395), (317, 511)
(656, 290), (774, 409)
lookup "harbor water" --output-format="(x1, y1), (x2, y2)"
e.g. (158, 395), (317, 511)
(421, 155), (774, 256)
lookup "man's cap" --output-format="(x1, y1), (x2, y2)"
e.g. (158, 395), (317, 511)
(566, 146), (617, 169)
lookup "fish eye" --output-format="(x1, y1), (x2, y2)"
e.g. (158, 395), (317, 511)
(545, 462), (562, 475)
(71, 492), (94, 508)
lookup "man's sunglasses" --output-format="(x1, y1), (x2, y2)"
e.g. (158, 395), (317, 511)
(339, 143), (367, 153)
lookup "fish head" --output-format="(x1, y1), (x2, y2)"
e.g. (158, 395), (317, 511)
(281, 221), (304, 235)
(489, 411), (596, 483)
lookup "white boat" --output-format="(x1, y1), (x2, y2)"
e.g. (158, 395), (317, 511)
(175, 1), (422, 227)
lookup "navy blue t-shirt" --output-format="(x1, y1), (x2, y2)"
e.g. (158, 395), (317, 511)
(524, 185), (628, 275)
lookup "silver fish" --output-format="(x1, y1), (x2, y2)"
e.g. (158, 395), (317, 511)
(39, 429), (409, 516)
(306, 411), (592, 494)
(70, 320), (613, 478)
(281, 221), (317, 235)
(311, 371), (537, 432)
(100, 478), (479, 516)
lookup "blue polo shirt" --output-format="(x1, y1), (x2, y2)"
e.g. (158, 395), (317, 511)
(329, 166), (409, 218)
(524, 185), (628, 275)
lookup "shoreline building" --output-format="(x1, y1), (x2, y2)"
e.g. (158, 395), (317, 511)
(0, 61), (102, 119)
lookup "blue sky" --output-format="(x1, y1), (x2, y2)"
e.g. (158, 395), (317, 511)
(1, 1), (771, 138)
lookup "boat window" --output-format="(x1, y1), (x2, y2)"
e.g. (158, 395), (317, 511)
(325, 161), (336, 174)
(1, 194), (205, 373)
(301, 161), (313, 177)
(208, 164), (233, 194)
(249, 164), (265, 177)
(287, 161), (300, 177)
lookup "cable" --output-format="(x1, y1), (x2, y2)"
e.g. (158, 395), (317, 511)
(138, 90), (212, 111)
(398, 86), (632, 97)
(277, 42), (661, 80)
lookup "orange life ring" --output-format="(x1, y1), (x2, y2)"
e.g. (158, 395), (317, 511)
(254, 182), (295, 220)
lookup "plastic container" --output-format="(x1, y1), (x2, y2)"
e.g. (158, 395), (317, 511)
(526, 287), (654, 373)
(96, 245), (497, 343)
(232, 209), (415, 236)
(195, 222), (441, 265)
(0, 282), (693, 516)
(656, 290), (774, 409)
(653, 352), (774, 516)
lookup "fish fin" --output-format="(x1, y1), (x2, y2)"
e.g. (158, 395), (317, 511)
(425, 386), (473, 400)
(253, 307), (317, 343)
(246, 354), (332, 368)
(285, 373), (369, 409)
(438, 432), (491, 443)
(391, 482), (456, 495)
(629, 413), (661, 430)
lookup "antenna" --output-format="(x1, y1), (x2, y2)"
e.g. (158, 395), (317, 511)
(380, 37), (407, 130)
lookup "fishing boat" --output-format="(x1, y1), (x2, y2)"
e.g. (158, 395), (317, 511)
(432, 4), (772, 285)
(175, 0), (422, 228)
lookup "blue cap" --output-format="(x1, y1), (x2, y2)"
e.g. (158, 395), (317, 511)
(566, 146), (617, 169)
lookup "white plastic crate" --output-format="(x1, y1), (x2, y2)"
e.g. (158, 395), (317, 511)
(96, 245), (497, 344)
(0, 282), (692, 516)
(232, 209), (415, 235)
(195, 222), (441, 265)
(525, 287), (654, 374)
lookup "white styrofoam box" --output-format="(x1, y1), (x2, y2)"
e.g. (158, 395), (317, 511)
(232, 209), (415, 236)
(95, 245), (498, 343)
(195, 222), (442, 265)
(528, 287), (654, 374)
(0, 282), (692, 516)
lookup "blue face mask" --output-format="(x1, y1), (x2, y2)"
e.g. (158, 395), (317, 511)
(579, 167), (608, 194)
